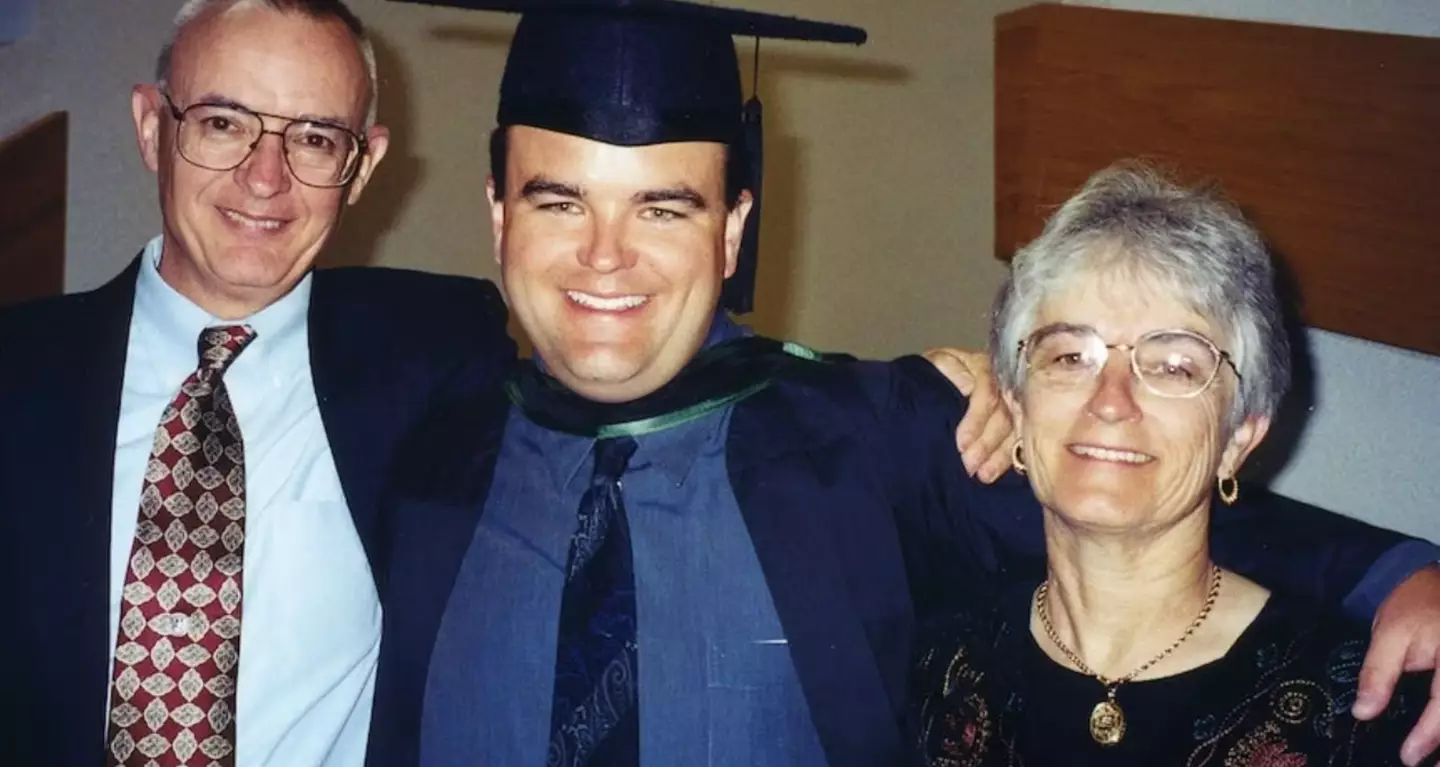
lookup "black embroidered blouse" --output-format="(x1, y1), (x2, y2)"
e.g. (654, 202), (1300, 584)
(911, 583), (1432, 767)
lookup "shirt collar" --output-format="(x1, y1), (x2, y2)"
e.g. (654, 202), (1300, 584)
(543, 409), (729, 506)
(134, 234), (312, 375)
(632, 403), (729, 489)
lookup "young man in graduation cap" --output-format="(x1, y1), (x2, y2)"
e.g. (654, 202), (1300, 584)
(370, 2), (1440, 766)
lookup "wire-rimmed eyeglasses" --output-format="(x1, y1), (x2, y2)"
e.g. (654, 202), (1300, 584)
(1019, 324), (1242, 398)
(162, 92), (367, 189)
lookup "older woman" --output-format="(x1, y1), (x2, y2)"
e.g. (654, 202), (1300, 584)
(911, 164), (1429, 765)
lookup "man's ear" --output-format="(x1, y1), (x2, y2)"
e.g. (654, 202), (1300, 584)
(721, 190), (754, 280)
(346, 123), (391, 206)
(487, 175), (506, 266)
(132, 84), (165, 173)
(1219, 415), (1272, 479)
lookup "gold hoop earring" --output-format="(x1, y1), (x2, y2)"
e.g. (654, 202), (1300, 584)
(1013, 442), (1026, 475)
(1218, 475), (1239, 505)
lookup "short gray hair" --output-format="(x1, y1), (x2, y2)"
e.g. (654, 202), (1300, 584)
(155, 0), (379, 128)
(990, 162), (1290, 426)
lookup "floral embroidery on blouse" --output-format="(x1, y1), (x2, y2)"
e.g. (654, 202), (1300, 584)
(1221, 722), (1309, 767)
(911, 592), (1425, 767)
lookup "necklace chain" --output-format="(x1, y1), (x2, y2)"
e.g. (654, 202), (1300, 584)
(1035, 564), (1224, 688)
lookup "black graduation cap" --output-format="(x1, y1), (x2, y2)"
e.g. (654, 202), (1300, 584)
(389, 0), (868, 313)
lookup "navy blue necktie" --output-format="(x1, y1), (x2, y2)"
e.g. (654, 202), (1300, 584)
(549, 436), (640, 766)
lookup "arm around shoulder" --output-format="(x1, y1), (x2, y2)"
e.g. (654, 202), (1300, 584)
(1211, 488), (1439, 620)
(863, 356), (1046, 616)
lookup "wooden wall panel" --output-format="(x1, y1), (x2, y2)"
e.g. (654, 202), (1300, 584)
(0, 111), (67, 307)
(996, 4), (1440, 356)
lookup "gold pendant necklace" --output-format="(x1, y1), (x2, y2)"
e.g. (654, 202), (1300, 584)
(1089, 687), (1125, 745)
(1035, 564), (1223, 746)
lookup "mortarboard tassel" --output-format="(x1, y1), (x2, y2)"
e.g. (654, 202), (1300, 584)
(723, 40), (764, 315)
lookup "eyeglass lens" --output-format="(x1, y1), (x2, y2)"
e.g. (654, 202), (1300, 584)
(177, 104), (358, 187)
(1026, 328), (1222, 397)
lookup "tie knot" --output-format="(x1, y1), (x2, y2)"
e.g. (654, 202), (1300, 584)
(592, 436), (638, 484)
(197, 325), (257, 374)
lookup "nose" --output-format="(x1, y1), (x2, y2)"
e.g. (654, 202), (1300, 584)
(576, 215), (635, 273)
(234, 131), (292, 198)
(1085, 353), (1143, 423)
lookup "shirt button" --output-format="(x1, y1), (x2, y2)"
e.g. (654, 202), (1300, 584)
(172, 615), (192, 636)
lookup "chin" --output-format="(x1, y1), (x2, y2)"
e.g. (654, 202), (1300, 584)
(1048, 490), (1152, 530)
(214, 248), (308, 288)
(560, 347), (693, 404)
(550, 353), (641, 394)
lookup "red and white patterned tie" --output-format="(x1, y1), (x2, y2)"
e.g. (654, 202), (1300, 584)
(106, 325), (256, 767)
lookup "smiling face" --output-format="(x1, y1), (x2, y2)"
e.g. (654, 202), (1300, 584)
(131, 4), (389, 319)
(1007, 266), (1269, 536)
(489, 125), (751, 403)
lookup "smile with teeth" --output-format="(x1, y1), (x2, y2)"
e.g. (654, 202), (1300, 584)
(1069, 444), (1155, 464)
(222, 209), (285, 230)
(566, 290), (649, 311)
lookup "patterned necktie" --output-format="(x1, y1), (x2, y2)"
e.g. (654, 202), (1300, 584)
(106, 325), (256, 767)
(548, 436), (641, 767)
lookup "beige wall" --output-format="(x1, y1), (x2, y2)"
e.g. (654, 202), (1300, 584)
(0, 0), (1026, 358)
(7, 0), (1432, 536)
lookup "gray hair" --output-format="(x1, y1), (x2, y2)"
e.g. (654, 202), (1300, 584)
(155, 0), (379, 128)
(990, 162), (1291, 426)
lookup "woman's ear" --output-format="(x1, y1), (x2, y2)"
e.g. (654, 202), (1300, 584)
(1002, 388), (1025, 435)
(1218, 415), (1272, 479)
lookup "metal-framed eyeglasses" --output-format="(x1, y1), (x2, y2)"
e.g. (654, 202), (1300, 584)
(162, 92), (367, 188)
(1019, 324), (1242, 399)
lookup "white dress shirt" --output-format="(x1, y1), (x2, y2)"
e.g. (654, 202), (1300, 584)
(107, 236), (381, 765)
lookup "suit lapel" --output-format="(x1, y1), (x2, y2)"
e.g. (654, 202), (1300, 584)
(727, 386), (905, 767)
(32, 259), (138, 752)
(306, 271), (390, 579)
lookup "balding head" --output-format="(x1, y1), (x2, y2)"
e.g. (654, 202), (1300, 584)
(156, 0), (378, 127)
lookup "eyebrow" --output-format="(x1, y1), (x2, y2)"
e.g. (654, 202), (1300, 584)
(634, 186), (709, 211)
(519, 177), (585, 201)
(516, 180), (711, 213)
(1029, 322), (1220, 344)
(186, 93), (353, 129)
(1030, 322), (1094, 338)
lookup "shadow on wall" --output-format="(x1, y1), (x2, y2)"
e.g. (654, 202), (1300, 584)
(1242, 247), (1317, 487)
(726, 49), (911, 340)
(322, 31), (424, 269)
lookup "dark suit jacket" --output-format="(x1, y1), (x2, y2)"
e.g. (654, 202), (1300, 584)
(374, 353), (1418, 767)
(0, 258), (516, 767)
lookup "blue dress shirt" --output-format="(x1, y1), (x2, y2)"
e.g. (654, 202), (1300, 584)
(108, 236), (380, 765)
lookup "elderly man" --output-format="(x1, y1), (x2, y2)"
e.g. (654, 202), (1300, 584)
(375, 1), (1440, 766)
(0, 1), (517, 765)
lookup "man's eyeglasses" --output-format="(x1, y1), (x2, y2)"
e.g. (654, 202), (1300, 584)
(162, 92), (367, 188)
(1019, 325), (1242, 399)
